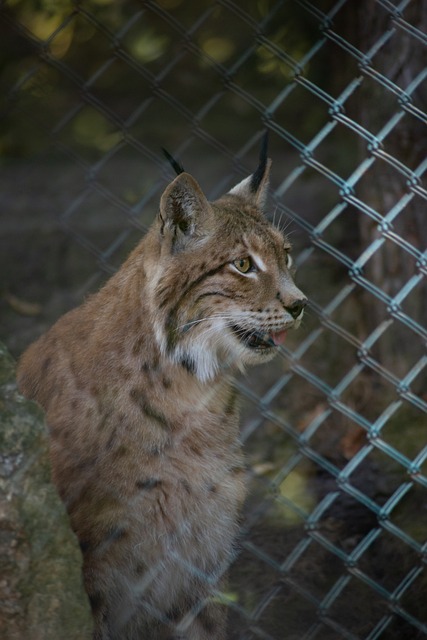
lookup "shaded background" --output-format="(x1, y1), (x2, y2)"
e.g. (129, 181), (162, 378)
(0, 0), (426, 638)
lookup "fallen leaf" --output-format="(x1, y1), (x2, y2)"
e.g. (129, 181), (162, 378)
(5, 293), (42, 317)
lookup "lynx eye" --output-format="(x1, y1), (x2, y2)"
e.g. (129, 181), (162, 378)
(285, 252), (293, 269)
(233, 257), (253, 274)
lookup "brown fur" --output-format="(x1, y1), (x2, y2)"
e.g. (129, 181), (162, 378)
(17, 157), (306, 639)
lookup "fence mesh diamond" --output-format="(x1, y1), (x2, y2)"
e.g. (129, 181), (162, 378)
(1, 1), (426, 638)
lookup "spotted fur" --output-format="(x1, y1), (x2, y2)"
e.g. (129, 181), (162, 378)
(17, 146), (306, 639)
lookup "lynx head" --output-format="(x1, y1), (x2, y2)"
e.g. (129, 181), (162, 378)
(148, 135), (307, 382)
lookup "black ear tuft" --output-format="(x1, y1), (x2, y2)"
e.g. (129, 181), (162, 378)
(227, 130), (271, 207)
(250, 130), (269, 193)
(162, 148), (185, 176)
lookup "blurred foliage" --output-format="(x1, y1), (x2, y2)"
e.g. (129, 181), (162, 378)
(0, 0), (334, 159)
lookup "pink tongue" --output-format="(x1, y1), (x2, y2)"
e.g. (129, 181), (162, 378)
(271, 330), (287, 346)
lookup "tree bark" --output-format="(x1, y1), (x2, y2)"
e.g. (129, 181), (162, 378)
(348, 1), (427, 377)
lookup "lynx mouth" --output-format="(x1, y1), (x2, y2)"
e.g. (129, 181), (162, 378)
(231, 325), (287, 350)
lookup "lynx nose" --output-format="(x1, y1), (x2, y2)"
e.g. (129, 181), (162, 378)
(286, 298), (307, 319)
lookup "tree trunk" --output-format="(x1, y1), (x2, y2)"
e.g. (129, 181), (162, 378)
(349, 1), (427, 378)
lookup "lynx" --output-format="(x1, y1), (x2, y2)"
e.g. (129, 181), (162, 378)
(17, 136), (306, 640)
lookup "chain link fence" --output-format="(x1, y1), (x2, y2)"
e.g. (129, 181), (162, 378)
(1, 0), (426, 638)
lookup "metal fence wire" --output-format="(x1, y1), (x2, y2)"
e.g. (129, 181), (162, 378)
(1, 0), (427, 638)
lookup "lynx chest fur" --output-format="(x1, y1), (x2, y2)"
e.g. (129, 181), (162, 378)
(18, 141), (306, 640)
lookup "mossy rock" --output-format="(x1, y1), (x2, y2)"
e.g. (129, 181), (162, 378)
(0, 342), (92, 639)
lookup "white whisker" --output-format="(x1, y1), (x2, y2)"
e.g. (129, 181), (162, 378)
(175, 313), (237, 332)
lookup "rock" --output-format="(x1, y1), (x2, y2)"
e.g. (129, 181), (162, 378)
(0, 342), (92, 639)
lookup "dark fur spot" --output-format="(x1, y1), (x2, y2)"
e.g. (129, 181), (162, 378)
(90, 384), (101, 398)
(97, 414), (109, 431)
(135, 562), (146, 576)
(224, 389), (238, 416)
(41, 356), (52, 373)
(113, 445), (128, 458)
(140, 359), (159, 373)
(189, 443), (202, 456)
(88, 527), (128, 556)
(75, 456), (97, 472)
(129, 387), (142, 404)
(104, 526), (127, 544)
(88, 591), (104, 613)
(136, 478), (161, 490)
(158, 287), (173, 309)
(117, 365), (132, 380)
(208, 484), (217, 493)
(197, 608), (217, 634)
(166, 606), (182, 623)
(85, 407), (95, 420)
(180, 356), (196, 375)
(165, 311), (178, 351)
(132, 336), (145, 355)
(105, 429), (117, 451)
(162, 376), (172, 389)
(79, 539), (91, 554)
(129, 388), (169, 428)
(61, 430), (71, 443)
(180, 479), (191, 494)
(230, 464), (246, 476)
(166, 595), (196, 624)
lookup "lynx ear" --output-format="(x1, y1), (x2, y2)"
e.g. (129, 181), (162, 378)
(159, 173), (210, 248)
(228, 131), (271, 208)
